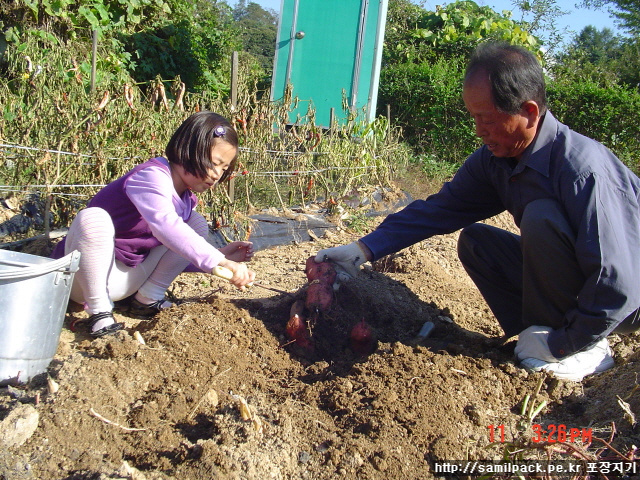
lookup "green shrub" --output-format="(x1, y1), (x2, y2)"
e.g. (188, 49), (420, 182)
(547, 80), (640, 173)
(378, 56), (478, 166)
(412, 152), (460, 183)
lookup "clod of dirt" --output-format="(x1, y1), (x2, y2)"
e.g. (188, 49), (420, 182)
(0, 403), (39, 449)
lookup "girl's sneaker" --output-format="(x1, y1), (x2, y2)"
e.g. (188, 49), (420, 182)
(128, 296), (175, 319)
(70, 311), (124, 337)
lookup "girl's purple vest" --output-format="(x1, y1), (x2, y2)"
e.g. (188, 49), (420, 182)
(52, 158), (195, 267)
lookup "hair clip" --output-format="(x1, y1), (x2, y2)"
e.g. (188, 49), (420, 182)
(213, 126), (226, 137)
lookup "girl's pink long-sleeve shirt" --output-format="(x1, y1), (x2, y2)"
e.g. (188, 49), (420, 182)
(55, 157), (225, 272)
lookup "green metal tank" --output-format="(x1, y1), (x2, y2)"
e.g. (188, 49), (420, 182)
(271, 0), (388, 128)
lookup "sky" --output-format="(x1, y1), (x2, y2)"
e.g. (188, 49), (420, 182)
(248, 0), (623, 46)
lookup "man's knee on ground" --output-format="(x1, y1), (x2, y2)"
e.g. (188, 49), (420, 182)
(520, 198), (565, 241)
(457, 223), (490, 264)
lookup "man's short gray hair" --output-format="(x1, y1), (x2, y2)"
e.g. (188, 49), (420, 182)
(465, 41), (547, 115)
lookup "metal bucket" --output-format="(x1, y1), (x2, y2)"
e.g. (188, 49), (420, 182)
(0, 249), (81, 385)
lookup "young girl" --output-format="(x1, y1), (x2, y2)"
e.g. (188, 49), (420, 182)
(53, 111), (255, 337)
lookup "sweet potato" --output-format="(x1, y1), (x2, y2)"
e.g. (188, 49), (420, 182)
(305, 280), (334, 313)
(350, 318), (376, 355)
(289, 298), (305, 319)
(285, 313), (313, 351)
(305, 256), (337, 285)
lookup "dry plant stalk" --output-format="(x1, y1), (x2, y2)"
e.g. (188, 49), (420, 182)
(89, 407), (147, 432)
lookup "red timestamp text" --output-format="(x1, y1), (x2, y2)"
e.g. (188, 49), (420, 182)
(531, 424), (593, 443)
(488, 424), (593, 444)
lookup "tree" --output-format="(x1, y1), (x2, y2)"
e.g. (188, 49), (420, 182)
(615, 37), (640, 86)
(232, 1), (278, 77)
(382, 0), (428, 65)
(552, 25), (639, 89)
(572, 26), (622, 63)
(508, 0), (569, 55)
(124, 0), (239, 93)
(615, 0), (640, 33)
(581, 0), (640, 35)
(383, 0), (543, 66)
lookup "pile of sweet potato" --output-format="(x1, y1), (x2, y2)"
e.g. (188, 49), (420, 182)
(285, 256), (376, 357)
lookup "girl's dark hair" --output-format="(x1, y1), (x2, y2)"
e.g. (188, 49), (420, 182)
(165, 111), (239, 182)
(465, 41), (547, 115)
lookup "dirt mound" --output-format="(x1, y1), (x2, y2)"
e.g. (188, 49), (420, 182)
(2, 210), (640, 479)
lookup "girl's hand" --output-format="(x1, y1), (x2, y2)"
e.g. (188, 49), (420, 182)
(215, 259), (255, 289)
(220, 241), (254, 263)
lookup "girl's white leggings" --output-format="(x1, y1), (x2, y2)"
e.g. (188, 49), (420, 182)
(63, 207), (208, 315)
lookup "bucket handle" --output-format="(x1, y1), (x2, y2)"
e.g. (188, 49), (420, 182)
(0, 250), (81, 280)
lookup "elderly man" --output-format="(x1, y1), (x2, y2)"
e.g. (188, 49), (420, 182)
(318, 41), (640, 382)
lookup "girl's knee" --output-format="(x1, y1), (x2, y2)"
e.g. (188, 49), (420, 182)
(71, 207), (114, 238)
(77, 206), (110, 221)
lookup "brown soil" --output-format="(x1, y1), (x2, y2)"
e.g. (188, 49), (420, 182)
(2, 183), (640, 480)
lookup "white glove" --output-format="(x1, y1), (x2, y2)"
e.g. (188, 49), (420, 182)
(514, 325), (558, 363)
(315, 242), (369, 279)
